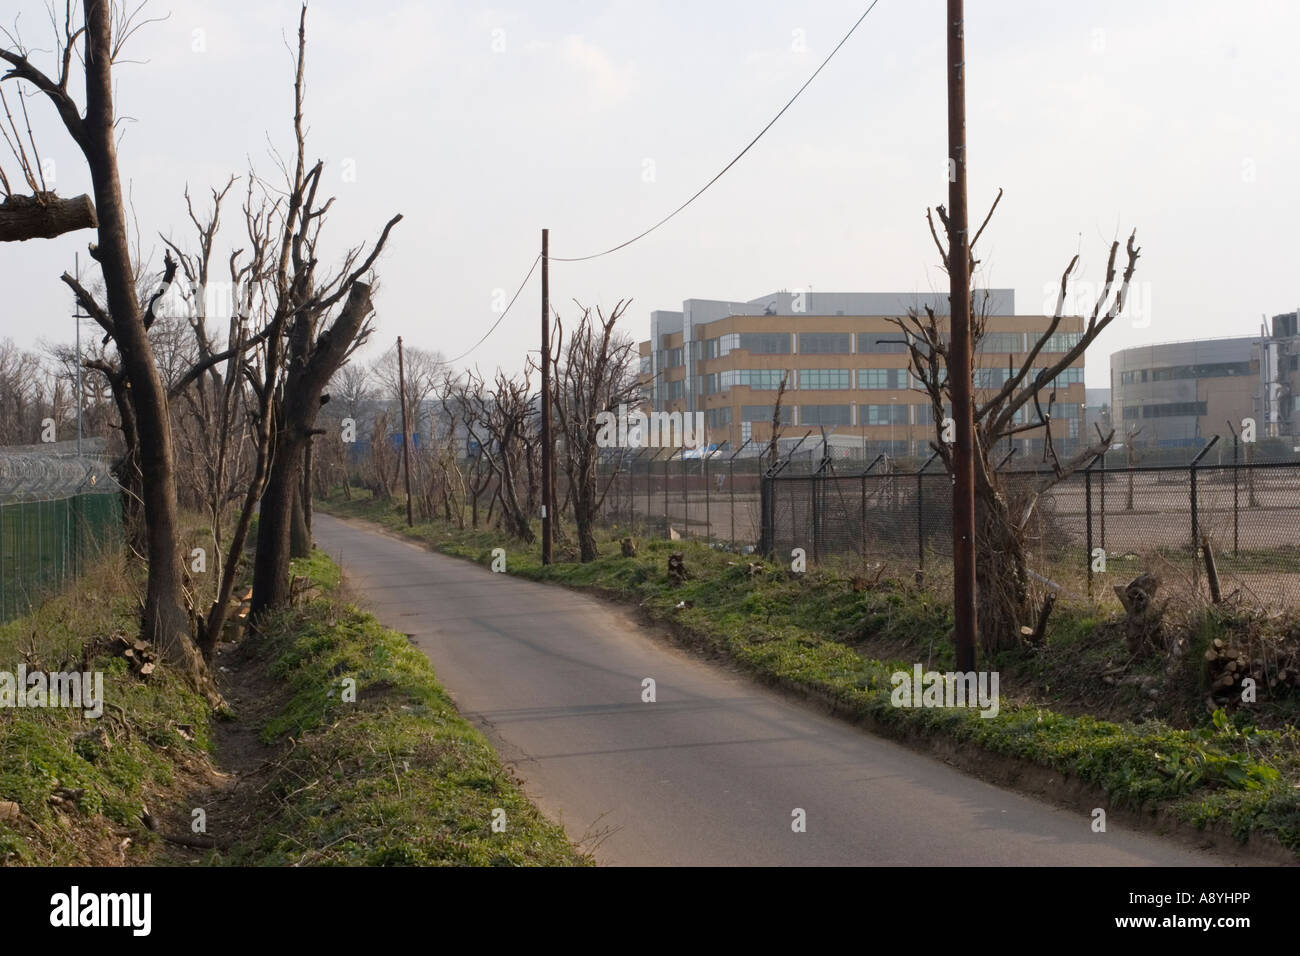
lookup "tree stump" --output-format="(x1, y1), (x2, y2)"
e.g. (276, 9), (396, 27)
(1113, 571), (1164, 655)
(621, 537), (637, 558)
(667, 552), (689, 586)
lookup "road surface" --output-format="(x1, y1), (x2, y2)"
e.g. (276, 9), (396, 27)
(314, 513), (1222, 866)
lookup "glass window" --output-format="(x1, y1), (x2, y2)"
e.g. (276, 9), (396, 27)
(798, 332), (851, 354)
(860, 404), (909, 425)
(857, 368), (909, 389)
(737, 333), (791, 354)
(914, 403), (952, 425)
(976, 331), (1025, 354)
(1041, 332), (1083, 353)
(721, 369), (789, 390)
(1121, 362), (1249, 384)
(800, 404), (852, 426)
(973, 367), (1010, 389)
(1139, 401), (1208, 418)
(858, 333), (909, 354)
(1049, 367), (1085, 386)
(798, 369), (851, 390)
(741, 404), (793, 423)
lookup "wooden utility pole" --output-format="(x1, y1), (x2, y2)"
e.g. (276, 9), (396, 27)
(397, 335), (414, 527)
(541, 228), (553, 564)
(947, 0), (977, 672)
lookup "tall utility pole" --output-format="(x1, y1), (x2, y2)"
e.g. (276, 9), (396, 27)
(947, 0), (977, 672)
(540, 228), (553, 565)
(397, 335), (414, 527)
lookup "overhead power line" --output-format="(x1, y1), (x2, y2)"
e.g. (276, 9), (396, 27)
(451, 0), (883, 362)
(447, 253), (542, 363)
(550, 0), (883, 263)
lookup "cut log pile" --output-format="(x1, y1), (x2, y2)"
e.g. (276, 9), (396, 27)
(1204, 637), (1300, 709)
(220, 587), (254, 643)
(110, 633), (157, 678)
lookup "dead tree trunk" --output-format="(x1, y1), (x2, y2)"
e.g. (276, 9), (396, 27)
(253, 282), (382, 616)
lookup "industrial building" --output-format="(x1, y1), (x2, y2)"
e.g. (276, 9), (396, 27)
(637, 290), (1087, 458)
(1109, 312), (1299, 450)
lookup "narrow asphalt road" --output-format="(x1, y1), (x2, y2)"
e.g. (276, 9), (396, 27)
(314, 513), (1221, 866)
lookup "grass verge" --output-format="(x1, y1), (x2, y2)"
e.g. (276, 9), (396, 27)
(206, 549), (588, 866)
(320, 489), (1300, 858)
(0, 550), (213, 865)
(0, 530), (586, 866)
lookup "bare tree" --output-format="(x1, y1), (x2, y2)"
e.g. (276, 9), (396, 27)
(456, 368), (537, 543)
(248, 7), (401, 618)
(0, 75), (95, 241)
(372, 343), (444, 439)
(0, 2), (218, 680)
(0, 339), (48, 442)
(893, 189), (1140, 653)
(766, 372), (790, 470)
(551, 300), (638, 561)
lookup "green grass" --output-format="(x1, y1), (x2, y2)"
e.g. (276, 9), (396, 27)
(321, 488), (1300, 856)
(208, 549), (588, 866)
(0, 517), (585, 866)
(0, 550), (213, 865)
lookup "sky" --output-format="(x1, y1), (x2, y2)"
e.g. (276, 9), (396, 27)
(1, 0), (1297, 389)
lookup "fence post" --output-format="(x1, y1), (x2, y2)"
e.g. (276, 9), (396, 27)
(860, 471), (867, 559)
(811, 473), (820, 564)
(730, 457), (736, 551)
(681, 450), (688, 539)
(660, 452), (670, 535)
(1085, 461), (1094, 599)
(1098, 447), (1106, 552)
(1189, 458), (1198, 585)
(725, 439), (751, 552)
(1189, 436), (1220, 588)
(916, 469), (924, 579)
(703, 451), (710, 543)
(790, 468), (796, 556)
(646, 451), (654, 536)
(37, 496), (43, 599)
(1232, 428), (1240, 556)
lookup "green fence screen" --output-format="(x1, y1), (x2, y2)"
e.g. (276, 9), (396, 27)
(0, 442), (123, 623)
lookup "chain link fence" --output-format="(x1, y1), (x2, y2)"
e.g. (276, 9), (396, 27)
(756, 438), (1300, 613)
(593, 444), (769, 550)
(0, 440), (122, 623)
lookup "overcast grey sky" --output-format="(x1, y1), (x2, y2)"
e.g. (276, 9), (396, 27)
(2, 0), (1297, 388)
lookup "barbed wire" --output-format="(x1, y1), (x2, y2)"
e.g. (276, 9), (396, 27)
(0, 439), (120, 502)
